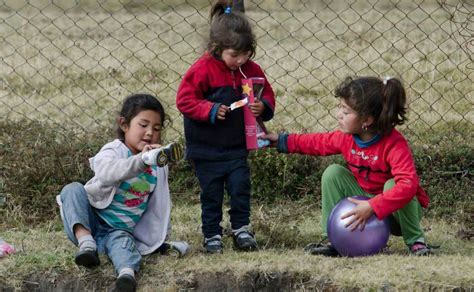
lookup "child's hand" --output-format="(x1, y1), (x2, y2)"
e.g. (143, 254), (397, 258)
(260, 133), (278, 147)
(142, 144), (162, 152)
(340, 198), (374, 231)
(217, 104), (230, 120)
(249, 100), (264, 117)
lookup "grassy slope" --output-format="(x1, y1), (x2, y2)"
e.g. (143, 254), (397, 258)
(1, 202), (473, 291)
(0, 1), (472, 290)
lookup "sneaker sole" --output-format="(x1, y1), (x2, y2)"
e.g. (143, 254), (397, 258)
(167, 143), (184, 162)
(115, 275), (137, 292)
(205, 249), (223, 254)
(233, 242), (258, 251)
(75, 251), (100, 268)
(156, 143), (183, 167)
(204, 244), (223, 254)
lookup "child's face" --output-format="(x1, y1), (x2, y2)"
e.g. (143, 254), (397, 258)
(221, 49), (251, 71)
(336, 99), (364, 135)
(121, 110), (162, 154)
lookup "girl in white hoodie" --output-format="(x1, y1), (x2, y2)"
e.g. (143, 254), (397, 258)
(57, 94), (186, 292)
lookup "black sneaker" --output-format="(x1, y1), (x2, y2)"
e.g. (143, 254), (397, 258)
(304, 242), (340, 257)
(409, 242), (432, 256)
(74, 249), (100, 268)
(233, 230), (258, 251)
(156, 143), (184, 167)
(203, 235), (223, 254)
(141, 143), (184, 167)
(114, 274), (137, 292)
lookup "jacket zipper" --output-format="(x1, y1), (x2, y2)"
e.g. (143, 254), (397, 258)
(231, 70), (237, 91)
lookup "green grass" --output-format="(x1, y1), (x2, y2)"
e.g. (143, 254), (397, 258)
(0, 201), (473, 291)
(0, 119), (471, 290)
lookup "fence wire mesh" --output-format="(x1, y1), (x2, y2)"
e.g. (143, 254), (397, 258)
(1, 0), (472, 142)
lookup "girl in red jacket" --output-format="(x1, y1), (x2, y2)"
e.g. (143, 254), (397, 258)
(176, 0), (276, 253)
(263, 76), (431, 256)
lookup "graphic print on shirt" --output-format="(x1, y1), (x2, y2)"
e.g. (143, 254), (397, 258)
(96, 165), (157, 231)
(351, 148), (379, 165)
(124, 179), (150, 207)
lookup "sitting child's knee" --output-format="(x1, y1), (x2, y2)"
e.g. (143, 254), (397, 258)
(60, 182), (86, 201)
(322, 164), (346, 180)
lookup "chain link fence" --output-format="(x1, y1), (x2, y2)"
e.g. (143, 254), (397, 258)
(1, 0), (472, 142)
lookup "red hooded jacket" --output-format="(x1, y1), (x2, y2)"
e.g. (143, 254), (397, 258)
(176, 52), (275, 160)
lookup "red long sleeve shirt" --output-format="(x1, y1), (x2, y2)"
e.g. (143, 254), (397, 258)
(286, 129), (429, 219)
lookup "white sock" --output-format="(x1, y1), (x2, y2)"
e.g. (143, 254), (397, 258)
(118, 267), (135, 278)
(232, 225), (250, 236)
(78, 235), (96, 251)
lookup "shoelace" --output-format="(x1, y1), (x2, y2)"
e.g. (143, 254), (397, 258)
(205, 237), (223, 247)
(237, 231), (253, 239)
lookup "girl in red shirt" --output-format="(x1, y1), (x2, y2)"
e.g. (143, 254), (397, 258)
(263, 76), (431, 256)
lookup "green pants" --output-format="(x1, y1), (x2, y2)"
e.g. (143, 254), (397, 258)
(321, 164), (425, 246)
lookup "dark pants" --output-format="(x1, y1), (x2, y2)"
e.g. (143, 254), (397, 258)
(193, 158), (251, 238)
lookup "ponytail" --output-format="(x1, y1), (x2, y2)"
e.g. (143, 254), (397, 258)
(379, 77), (407, 134)
(210, 0), (231, 23)
(207, 0), (256, 59)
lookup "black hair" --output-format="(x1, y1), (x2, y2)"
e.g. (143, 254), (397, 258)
(334, 76), (407, 135)
(116, 93), (166, 141)
(207, 0), (256, 59)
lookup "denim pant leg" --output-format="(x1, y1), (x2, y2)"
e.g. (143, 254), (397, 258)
(101, 229), (142, 274)
(59, 182), (100, 245)
(194, 160), (226, 238)
(225, 158), (251, 230)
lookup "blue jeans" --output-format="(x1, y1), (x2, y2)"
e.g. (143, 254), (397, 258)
(193, 158), (251, 238)
(59, 182), (141, 274)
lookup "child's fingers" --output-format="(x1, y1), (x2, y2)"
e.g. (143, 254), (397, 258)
(142, 144), (162, 152)
(340, 209), (354, 219)
(344, 216), (366, 231)
(217, 111), (226, 120)
(343, 215), (357, 230)
(220, 104), (230, 112)
(249, 103), (264, 111)
(260, 133), (278, 141)
(250, 107), (263, 117)
(249, 101), (261, 106)
(347, 197), (361, 204)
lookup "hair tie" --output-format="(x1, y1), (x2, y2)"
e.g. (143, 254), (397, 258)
(224, 6), (232, 14)
(383, 76), (391, 85)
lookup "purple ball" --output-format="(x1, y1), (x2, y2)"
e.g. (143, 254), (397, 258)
(327, 196), (390, 257)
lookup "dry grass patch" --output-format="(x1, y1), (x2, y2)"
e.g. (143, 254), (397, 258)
(1, 201), (472, 291)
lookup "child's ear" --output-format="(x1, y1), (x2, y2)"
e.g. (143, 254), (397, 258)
(117, 117), (129, 132)
(363, 116), (375, 128)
